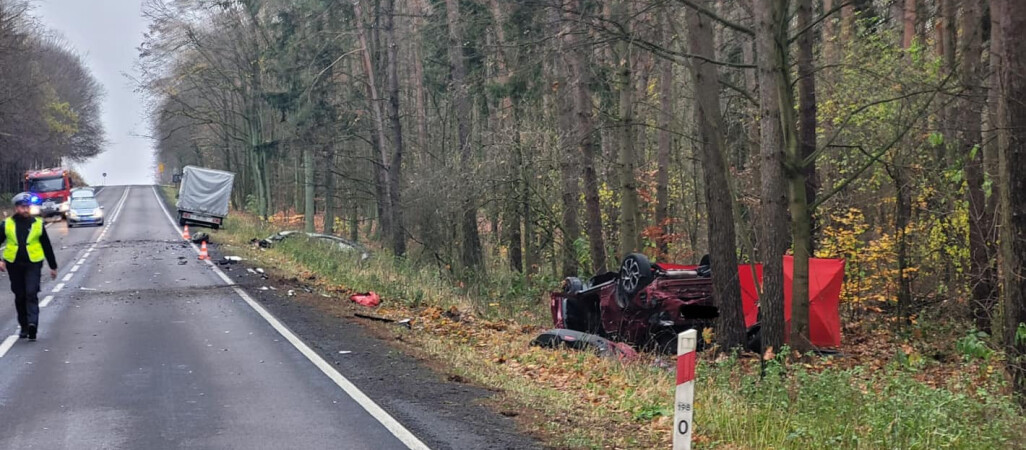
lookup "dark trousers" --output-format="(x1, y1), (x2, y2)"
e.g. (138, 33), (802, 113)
(7, 261), (41, 329)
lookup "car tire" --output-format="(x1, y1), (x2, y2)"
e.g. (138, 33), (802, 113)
(98, 220), (104, 227)
(562, 277), (585, 295)
(67, 223), (74, 229)
(616, 253), (653, 308)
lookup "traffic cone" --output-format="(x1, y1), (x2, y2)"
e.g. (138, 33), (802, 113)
(198, 241), (209, 260)
(182, 225), (190, 240)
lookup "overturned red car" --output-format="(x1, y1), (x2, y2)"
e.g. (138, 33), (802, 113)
(549, 253), (845, 353)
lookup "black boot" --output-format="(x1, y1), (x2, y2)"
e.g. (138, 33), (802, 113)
(18, 327), (28, 339)
(26, 324), (36, 341)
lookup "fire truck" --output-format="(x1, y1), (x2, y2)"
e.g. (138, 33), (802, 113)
(24, 168), (74, 219)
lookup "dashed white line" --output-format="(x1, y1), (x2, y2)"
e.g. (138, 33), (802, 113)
(0, 334), (19, 357)
(62, 273), (73, 282)
(51, 283), (65, 293)
(71, 265), (80, 272)
(151, 185), (430, 450)
(77, 258), (86, 265)
(40, 295), (54, 308)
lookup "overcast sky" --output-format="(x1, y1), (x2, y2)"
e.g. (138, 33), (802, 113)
(33, 0), (153, 186)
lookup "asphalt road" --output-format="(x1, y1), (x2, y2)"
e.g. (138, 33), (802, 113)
(0, 186), (423, 449)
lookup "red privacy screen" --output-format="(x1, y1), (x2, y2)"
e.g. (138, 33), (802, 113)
(737, 257), (845, 348)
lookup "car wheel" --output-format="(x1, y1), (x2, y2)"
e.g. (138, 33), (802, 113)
(562, 277), (585, 295)
(67, 222), (74, 228)
(98, 220), (104, 227)
(616, 253), (653, 308)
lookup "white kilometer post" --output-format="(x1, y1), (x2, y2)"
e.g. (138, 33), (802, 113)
(673, 329), (697, 450)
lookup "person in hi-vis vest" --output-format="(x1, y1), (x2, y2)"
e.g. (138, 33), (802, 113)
(0, 193), (57, 340)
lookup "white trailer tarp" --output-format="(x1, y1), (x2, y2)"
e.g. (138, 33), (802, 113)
(177, 166), (235, 217)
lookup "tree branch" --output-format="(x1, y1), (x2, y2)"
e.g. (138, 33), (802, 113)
(811, 85), (947, 210)
(674, 0), (754, 36)
(788, 0), (855, 44)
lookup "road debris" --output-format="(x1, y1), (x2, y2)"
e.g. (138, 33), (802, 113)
(287, 289), (295, 296)
(190, 232), (210, 244)
(353, 312), (392, 323)
(254, 230), (371, 260)
(223, 255), (243, 262)
(350, 292), (381, 307)
(531, 329), (638, 361)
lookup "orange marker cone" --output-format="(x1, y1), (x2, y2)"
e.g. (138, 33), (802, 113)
(183, 225), (191, 240)
(198, 241), (209, 260)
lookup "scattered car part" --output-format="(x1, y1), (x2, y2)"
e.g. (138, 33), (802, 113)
(190, 232), (210, 244)
(354, 312), (393, 323)
(350, 292), (381, 307)
(562, 277), (585, 294)
(256, 230), (371, 261)
(531, 329), (638, 360)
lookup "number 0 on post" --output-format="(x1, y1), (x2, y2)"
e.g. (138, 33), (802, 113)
(673, 329), (697, 450)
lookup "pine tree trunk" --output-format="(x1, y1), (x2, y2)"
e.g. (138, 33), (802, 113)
(755, 0), (790, 352)
(303, 146), (315, 232)
(445, 0), (484, 272)
(655, 13), (673, 259)
(797, 0), (818, 254)
(823, 0), (838, 65)
(902, 0), (917, 49)
(614, 0), (640, 257)
(998, 0), (1026, 406)
(686, 0), (746, 351)
(323, 149), (335, 234)
(959, 1), (997, 333)
(354, 0), (393, 241)
(552, 8), (580, 277)
(569, 0), (607, 274)
(383, 0), (406, 257)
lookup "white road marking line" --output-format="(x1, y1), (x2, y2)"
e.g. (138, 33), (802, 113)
(0, 334), (18, 357)
(71, 265), (80, 272)
(51, 283), (64, 293)
(62, 273), (73, 282)
(77, 258), (86, 265)
(40, 295), (54, 308)
(109, 186), (130, 224)
(150, 186), (430, 450)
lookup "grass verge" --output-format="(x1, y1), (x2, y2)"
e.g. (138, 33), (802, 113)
(162, 187), (1026, 448)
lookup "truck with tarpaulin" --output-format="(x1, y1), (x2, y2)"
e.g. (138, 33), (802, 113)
(176, 166), (235, 229)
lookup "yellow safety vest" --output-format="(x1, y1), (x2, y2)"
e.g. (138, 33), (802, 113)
(3, 217), (44, 263)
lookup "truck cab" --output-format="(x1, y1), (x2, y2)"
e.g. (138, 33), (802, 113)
(25, 168), (73, 218)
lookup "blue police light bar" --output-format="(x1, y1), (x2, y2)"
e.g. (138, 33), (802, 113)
(30, 196), (40, 204)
